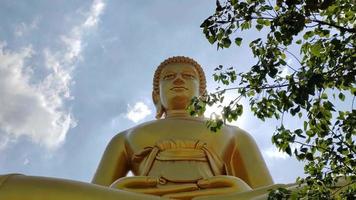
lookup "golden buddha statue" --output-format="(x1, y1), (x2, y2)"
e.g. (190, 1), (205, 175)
(0, 56), (282, 200)
(91, 56), (274, 199)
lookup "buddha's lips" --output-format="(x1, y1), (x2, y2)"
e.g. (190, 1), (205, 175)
(170, 87), (188, 91)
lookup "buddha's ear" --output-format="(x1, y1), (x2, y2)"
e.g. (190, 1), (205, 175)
(152, 91), (164, 119)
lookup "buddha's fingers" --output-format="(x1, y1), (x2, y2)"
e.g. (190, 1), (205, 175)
(163, 176), (252, 200)
(110, 176), (158, 189)
(162, 187), (239, 200)
(124, 184), (199, 196)
(197, 175), (251, 192)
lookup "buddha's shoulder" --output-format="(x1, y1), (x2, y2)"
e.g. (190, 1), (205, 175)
(127, 119), (165, 132)
(110, 120), (161, 138)
(222, 124), (255, 140)
(120, 118), (206, 132)
(225, 125), (255, 144)
(110, 119), (254, 142)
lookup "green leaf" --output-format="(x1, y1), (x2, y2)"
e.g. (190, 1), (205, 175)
(241, 21), (251, 30)
(304, 121), (308, 131)
(264, 20), (271, 26)
(294, 129), (303, 135)
(257, 18), (265, 25)
(235, 37), (242, 46)
(256, 24), (263, 31)
(285, 145), (292, 156)
(352, 87), (356, 95)
(305, 153), (313, 161)
(208, 36), (216, 44)
(222, 38), (231, 48)
(303, 31), (314, 40)
(310, 43), (322, 57)
(200, 2), (356, 197)
(217, 31), (223, 40)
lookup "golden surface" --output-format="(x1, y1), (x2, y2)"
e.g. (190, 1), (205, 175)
(0, 56), (277, 200)
(92, 57), (273, 199)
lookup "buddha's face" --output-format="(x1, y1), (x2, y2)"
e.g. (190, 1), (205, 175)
(159, 63), (200, 111)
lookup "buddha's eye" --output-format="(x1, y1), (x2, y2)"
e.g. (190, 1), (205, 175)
(182, 73), (196, 79)
(163, 74), (175, 80)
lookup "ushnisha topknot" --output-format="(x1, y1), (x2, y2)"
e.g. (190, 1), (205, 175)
(152, 56), (207, 118)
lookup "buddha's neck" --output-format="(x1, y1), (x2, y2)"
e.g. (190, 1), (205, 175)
(165, 110), (202, 120)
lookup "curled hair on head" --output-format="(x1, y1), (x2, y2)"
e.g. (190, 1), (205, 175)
(152, 56), (207, 119)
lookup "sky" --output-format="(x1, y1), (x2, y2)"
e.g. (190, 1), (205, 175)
(0, 0), (305, 183)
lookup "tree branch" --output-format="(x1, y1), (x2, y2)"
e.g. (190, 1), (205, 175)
(331, 180), (356, 197)
(312, 19), (356, 33)
(212, 83), (289, 94)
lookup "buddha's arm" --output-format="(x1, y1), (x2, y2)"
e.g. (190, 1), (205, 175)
(92, 132), (130, 186)
(230, 129), (273, 188)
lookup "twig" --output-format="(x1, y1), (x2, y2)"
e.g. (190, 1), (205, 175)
(267, 0), (278, 17)
(331, 180), (356, 196)
(212, 83), (290, 94)
(277, 46), (304, 68)
(312, 19), (356, 33)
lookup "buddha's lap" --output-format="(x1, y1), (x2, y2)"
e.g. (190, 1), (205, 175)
(111, 175), (252, 196)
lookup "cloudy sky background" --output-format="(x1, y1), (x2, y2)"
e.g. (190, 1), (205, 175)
(0, 0), (305, 183)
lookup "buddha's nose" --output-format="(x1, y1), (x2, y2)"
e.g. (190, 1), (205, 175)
(173, 76), (184, 85)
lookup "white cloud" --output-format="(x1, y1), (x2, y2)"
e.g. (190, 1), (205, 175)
(14, 17), (40, 37)
(61, 0), (106, 63)
(280, 58), (293, 78)
(263, 147), (289, 160)
(203, 93), (247, 128)
(280, 66), (290, 78)
(0, 133), (10, 151)
(287, 58), (293, 66)
(0, 0), (106, 151)
(23, 158), (30, 165)
(84, 0), (106, 27)
(126, 102), (152, 123)
(263, 142), (301, 160)
(0, 44), (73, 150)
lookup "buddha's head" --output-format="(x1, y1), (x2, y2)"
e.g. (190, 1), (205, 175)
(152, 56), (207, 119)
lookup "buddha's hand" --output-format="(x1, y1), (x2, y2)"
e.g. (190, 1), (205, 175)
(110, 176), (198, 196)
(162, 175), (252, 200)
(110, 176), (158, 190)
(197, 175), (251, 192)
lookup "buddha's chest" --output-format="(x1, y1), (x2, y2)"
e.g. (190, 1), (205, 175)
(128, 134), (233, 163)
(127, 120), (235, 153)
(126, 120), (236, 179)
(129, 138), (229, 181)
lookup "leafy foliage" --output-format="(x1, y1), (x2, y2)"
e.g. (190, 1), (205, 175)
(192, 0), (356, 198)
